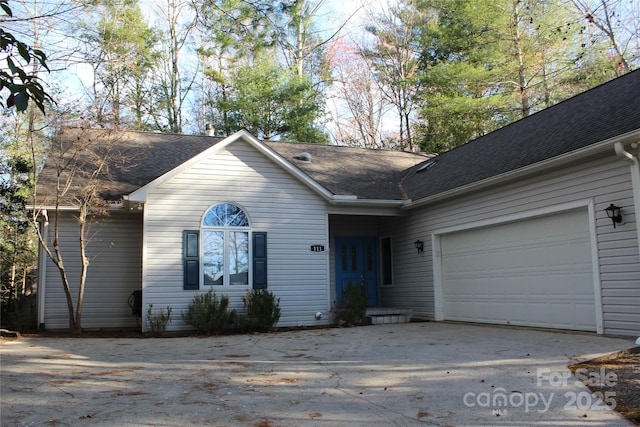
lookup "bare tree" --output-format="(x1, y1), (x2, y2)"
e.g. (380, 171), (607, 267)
(328, 36), (389, 148)
(361, 0), (423, 151)
(30, 128), (125, 333)
(152, 0), (198, 133)
(571, 0), (639, 74)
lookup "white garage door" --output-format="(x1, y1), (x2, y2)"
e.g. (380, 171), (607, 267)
(441, 209), (596, 331)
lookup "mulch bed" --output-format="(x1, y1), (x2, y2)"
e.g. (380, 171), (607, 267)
(569, 347), (640, 425)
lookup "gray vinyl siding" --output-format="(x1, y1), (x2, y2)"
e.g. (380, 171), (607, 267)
(42, 212), (142, 330)
(381, 154), (640, 336)
(142, 139), (330, 331)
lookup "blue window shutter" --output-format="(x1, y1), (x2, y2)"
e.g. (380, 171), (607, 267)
(183, 230), (199, 290)
(253, 232), (267, 289)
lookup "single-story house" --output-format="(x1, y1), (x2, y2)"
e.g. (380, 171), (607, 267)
(34, 70), (640, 336)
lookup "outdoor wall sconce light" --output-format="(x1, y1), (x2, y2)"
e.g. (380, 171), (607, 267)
(605, 203), (623, 228)
(414, 239), (424, 254)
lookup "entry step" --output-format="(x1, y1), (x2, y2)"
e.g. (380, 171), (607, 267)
(366, 308), (412, 325)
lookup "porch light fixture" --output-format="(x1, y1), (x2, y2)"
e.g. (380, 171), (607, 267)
(414, 239), (424, 254)
(605, 203), (622, 228)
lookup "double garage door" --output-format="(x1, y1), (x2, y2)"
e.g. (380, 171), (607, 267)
(440, 208), (597, 331)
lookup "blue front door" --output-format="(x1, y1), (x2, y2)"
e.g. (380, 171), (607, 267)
(335, 237), (379, 307)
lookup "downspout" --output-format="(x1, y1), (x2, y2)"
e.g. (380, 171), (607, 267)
(37, 210), (49, 330)
(614, 141), (640, 251)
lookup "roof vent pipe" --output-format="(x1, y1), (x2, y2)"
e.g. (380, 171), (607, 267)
(297, 152), (311, 162)
(205, 123), (215, 137)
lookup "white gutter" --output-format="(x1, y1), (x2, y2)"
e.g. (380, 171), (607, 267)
(26, 204), (127, 212)
(614, 141), (640, 250)
(403, 128), (640, 210)
(26, 205), (80, 211)
(36, 210), (49, 329)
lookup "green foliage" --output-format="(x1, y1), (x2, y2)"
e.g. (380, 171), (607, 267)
(197, 1), (330, 142)
(408, 0), (623, 152)
(216, 53), (327, 143)
(146, 304), (172, 337)
(244, 289), (281, 332)
(1, 134), (37, 317)
(182, 289), (230, 334)
(337, 283), (367, 326)
(197, 0), (281, 57)
(0, 0), (52, 113)
(75, 0), (160, 129)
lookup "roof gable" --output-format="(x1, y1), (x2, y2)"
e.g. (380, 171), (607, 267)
(128, 129), (335, 202)
(129, 130), (427, 202)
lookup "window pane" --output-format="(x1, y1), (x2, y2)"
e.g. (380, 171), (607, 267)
(203, 203), (248, 227)
(229, 231), (249, 285)
(351, 244), (357, 271)
(226, 206), (249, 227)
(203, 231), (224, 285)
(341, 243), (347, 271)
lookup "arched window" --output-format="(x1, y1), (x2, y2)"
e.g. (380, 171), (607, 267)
(202, 203), (250, 286)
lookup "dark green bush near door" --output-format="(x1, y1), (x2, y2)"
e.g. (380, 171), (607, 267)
(337, 283), (367, 326)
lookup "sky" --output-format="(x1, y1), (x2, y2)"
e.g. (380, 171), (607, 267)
(317, 0), (386, 39)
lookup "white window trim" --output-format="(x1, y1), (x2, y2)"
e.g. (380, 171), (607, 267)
(201, 203), (252, 288)
(380, 236), (394, 287)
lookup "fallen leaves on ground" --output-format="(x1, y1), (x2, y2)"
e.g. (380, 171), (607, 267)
(569, 347), (640, 425)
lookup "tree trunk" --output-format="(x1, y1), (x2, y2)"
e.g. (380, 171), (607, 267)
(512, 0), (530, 118)
(75, 206), (90, 335)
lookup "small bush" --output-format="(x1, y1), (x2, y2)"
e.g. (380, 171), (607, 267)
(244, 289), (281, 332)
(337, 283), (367, 326)
(182, 289), (230, 334)
(146, 304), (172, 337)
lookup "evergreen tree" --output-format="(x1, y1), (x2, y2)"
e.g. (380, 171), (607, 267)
(220, 53), (327, 143)
(75, 0), (159, 129)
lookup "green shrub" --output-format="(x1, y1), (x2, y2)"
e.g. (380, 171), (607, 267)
(182, 289), (230, 334)
(244, 289), (281, 332)
(146, 304), (172, 337)
(337, 283), (367, 326)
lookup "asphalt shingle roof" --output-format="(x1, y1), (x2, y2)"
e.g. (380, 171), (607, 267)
(36, 129), (224, 205)
(263, 141), (429, 200)
(400, 69), (640, 201)
(36, 128), (427, 205)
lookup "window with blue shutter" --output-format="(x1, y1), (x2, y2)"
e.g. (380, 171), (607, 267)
(185, 203), (266, 290)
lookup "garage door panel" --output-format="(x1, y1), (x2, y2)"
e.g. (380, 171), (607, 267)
(444, 237), (591, 271)
(441, 209), (596, 331)
(444, 299), (594, 329)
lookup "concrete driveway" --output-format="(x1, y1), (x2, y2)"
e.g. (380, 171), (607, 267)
(0, 322), (635, 427)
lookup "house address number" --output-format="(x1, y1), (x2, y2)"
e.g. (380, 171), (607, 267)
(310, 245), (325, 252)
